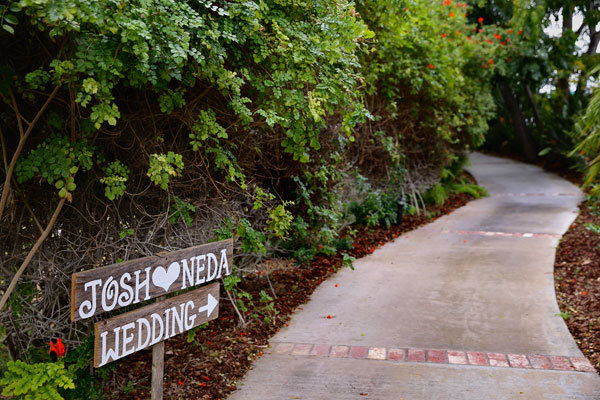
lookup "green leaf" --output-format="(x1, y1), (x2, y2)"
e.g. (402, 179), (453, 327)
(538, 147), (551, 156)
(4, 14), (18, 25)
(2, 24), (14, 34)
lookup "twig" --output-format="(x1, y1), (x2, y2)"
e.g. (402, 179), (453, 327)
(0, 84), (61, 222)
(0, 196), (66, 311)
(222, 280), (246, 328)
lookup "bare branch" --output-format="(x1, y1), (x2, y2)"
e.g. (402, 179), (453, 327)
(0, 196), (66, 311)
(0, 84), (61, 222)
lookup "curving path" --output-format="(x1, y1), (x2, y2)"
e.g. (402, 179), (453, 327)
(229, 153), (600, 399)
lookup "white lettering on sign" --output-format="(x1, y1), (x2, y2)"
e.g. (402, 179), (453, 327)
(76, 248), (230, 321)
(95, 285), (219, 367)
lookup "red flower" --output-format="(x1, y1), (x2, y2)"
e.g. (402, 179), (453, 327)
(327, 315), (332, 319)
(449, 12), (455, 17)
(517, 30), (523, 35)
(494, 33), (502, 40)
(442, 0), (452, 6)
(478, 17), (484, 24)
(506, 57), (511, 62)
(441, 33), (447, 37)
(464, 13), (468, 16)
(487, 59), (494, 64)
(501, 41), (506, 45)
(178, 380), (184, 386)
(507, 29), (513, 34)
(49, 338), (65, 359)
(428, 63), (435, 69)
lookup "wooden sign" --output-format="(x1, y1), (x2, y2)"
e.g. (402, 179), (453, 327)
(94, 282), (219, 367)
(71, 239), (232, 321)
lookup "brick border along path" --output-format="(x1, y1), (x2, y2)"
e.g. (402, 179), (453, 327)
(267, 342), (596, 373)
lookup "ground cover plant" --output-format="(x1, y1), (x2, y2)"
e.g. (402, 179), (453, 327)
(555, 199), (600, 373)
(0, 0), (507, 397)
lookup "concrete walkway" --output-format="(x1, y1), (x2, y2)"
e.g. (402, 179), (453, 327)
(229, 153), (600, 399)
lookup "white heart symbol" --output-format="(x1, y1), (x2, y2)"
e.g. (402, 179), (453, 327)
(152, 263), (180, 292)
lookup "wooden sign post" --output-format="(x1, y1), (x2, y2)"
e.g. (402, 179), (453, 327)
(71, 239), (233, 399)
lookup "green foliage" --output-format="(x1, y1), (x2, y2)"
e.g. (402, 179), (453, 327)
(572, 69), (600, 191)
(347, 186), (399, 228)
(585, 223), (600, 236)
(267, 203), (293, 239)
(15, 135), (94, 198)
(423, 183), (450, 206)
(189, 109), (228, 149)
(60, 337), (104, 400)
(169, 196), (196, 226)
(341, 252), (356, 270)
(0, 360), (75, 400)
(0, 2), (20, 34)
(236, 218), (266, 255)
(147, 152), (184, 190)
(100, 160), (129, 201)
(357, 0), (497, 153)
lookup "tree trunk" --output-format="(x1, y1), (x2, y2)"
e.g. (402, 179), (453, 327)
(557, 7), (574, 100)
(499, 80), (537, 162)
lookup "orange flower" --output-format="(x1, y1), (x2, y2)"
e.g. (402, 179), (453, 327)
(449, 12), (455, 17)
(478, 17), (484, 24)
(507, 29), (513, 34)
(494, 33), (502, 40)
(49, 338), (65, 359)
(442, 0), (452, 6)
(487, 59), (494, 64)
(428, 63), (435, 69)
(442, 33), (447, 37)
(518, 30), (523, 35)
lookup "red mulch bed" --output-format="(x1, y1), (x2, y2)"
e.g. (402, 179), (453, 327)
(102, 191), (476, 400)
(555, 201), (600, 373)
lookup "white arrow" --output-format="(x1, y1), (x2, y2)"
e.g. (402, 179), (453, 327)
(198, 293), (218, 318)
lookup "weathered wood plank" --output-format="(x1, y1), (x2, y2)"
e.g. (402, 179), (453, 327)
(94, 283), (219, 368)
(151, 295), (166, 400)
(71, 238), (232, 321)
(151, 339), (165, 400)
